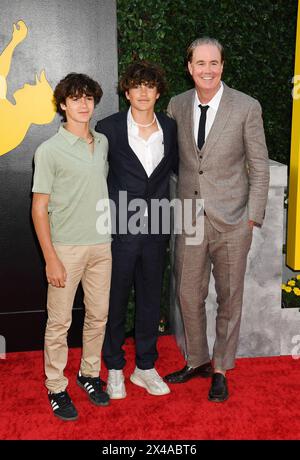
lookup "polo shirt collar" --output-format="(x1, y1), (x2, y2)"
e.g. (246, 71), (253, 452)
(58, 125), (102, 145)
(90, 129), (103, 143)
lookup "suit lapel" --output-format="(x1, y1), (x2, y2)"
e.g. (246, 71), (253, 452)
(145, 113), (169, 179)
(182, 90), (197, 155)
(201, 84), (234, 162)
(118, 110), (148, 177)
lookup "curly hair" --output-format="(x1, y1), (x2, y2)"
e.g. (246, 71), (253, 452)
(54, 73), (103, 121)
(119, 60), (167, 95)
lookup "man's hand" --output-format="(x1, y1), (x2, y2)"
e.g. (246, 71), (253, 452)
(248, 220), (261, 229)
(46, 256), (67, 288)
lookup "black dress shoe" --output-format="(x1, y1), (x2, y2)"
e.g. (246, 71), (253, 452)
(208, 373), (229, 402)
(164, 362), (213, 383)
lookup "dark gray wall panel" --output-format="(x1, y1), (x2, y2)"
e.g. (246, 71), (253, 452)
(0, 0), (118, 351)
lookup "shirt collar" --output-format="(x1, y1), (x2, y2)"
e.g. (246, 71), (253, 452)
(59, 125), (102, 145)
(194, 82), (224, 112)
(127, 107), (135, 128)
(127, 107), (161, 131)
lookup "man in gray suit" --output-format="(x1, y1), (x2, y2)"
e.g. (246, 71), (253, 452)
(164, 37), (269, 402)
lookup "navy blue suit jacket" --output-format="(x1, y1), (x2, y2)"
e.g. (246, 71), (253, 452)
(95, 110), (178, 240)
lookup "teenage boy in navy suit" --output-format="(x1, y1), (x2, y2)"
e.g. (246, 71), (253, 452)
(96, 61), (178, 398)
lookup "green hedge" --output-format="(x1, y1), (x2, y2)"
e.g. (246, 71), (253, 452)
(117, 0), (298, 332)
(117, 0), (298, 165)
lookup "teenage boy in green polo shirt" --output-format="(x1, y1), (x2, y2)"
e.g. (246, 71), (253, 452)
(32, 73), (112, 421)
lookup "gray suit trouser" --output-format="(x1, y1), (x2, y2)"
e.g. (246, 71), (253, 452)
(175, 216), (253, 371)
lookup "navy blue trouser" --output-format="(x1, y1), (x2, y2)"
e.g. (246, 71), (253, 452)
(103, 236), (167, 370)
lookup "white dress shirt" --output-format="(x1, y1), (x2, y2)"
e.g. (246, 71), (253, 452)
(127, 108), (164, 177)
(127, 108), (164, 216)
(193, 82), (224, 146)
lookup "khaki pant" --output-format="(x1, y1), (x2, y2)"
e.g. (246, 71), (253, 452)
(44, 243), (112, 393)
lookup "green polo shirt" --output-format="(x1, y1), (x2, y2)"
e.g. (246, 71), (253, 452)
(32, 126), (111, 245)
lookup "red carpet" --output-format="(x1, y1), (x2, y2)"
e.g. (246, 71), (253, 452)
(1, 335), (300, 440)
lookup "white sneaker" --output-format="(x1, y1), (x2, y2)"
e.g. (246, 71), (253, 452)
(130, 367), (170, 396)
(107, 369), (126, 399)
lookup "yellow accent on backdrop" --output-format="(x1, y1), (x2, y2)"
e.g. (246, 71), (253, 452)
(0, 21), (55, 156)
(287, 2), (300, 269)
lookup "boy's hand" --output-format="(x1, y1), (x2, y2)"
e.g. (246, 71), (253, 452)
(46, 257), (67, 288)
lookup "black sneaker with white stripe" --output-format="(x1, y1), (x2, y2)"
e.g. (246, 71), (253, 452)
(77, 371), (110, 406)
(48, 390), (78, 421)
